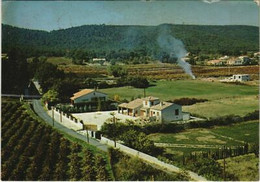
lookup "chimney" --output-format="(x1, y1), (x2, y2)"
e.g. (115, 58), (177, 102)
(160, 102), (163, 107)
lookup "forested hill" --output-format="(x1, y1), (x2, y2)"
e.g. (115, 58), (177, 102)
(2, 24), (259, 56)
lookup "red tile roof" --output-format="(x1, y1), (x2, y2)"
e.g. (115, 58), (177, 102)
(70, 89), (95, 100)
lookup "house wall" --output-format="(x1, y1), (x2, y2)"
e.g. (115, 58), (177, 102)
(74, 91), (108, 104)
(143, 99), (160, 108)
(233, 75), (250, 81)
(160, 104), (183, 123)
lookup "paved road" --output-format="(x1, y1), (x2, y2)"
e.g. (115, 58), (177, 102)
(32, 99), (108, 152)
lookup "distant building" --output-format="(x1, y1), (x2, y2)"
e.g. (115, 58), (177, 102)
(219, 55), (230, 60)
(118, 96), (185, 123)
(227, 56), (251, 66)
(92, 58), (106, 62)
(227, 59), (243, 66)
(232, 74), (250, 82)
(220, 74), (250, 82)
(207, 59), (226, 66)
(70, 89), (108, 104)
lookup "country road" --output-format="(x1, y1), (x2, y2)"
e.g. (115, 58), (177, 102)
(32, 99), (108, 152)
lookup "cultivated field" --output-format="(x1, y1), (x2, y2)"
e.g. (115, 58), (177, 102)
(47, 57), (258, 79)
(183, 95), (258, 118)
(1, 100), (112, 181)
(148, 120), (259, 155)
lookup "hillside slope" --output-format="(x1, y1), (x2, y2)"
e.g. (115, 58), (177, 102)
(2, 24), (259, 55)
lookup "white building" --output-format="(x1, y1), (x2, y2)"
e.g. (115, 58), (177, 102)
(232, 74), (250, 82)
(118, 96), (186, 123)
(70, 89), (108, 104)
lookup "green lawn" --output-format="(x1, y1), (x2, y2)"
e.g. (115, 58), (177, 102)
(211, 120), (259, 144)
(101, 80), (258, 101)
(183, 96), (258, 118)
(148, 128), (242, 146)
(148, 121), (259, 146)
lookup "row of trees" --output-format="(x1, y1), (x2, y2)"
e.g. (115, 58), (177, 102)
(1, 101), (111, 181)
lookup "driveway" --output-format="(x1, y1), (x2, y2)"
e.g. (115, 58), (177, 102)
(32, 99), (108, 152)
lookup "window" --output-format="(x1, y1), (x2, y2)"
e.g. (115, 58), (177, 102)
(145, 101), (147, 105)
(157, 112), (159, 116)
(175, 109), (179, 116)
(151, 101), (153, 105)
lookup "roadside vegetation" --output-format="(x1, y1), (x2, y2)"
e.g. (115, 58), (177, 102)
(218, 153), (259, 181)
(108, 148), (190, 181)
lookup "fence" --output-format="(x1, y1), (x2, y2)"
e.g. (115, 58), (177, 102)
(50, 107), (83, 130)
(100, 136), (207, 181)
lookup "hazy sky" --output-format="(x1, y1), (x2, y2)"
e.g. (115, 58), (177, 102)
(2, 0), (259, 31)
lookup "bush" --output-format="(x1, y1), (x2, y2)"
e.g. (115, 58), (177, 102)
(169, 97), (208, 106)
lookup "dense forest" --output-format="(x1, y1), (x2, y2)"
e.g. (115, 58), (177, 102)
(2, 24), (259, 58)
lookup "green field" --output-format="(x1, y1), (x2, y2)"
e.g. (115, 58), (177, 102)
(183, 96), (258, 118)
(148, 121), (259, 155)
(101, 80), (258, 101)
(218, 153), (259, 181)
(149, 120), (258, 145)
(211, 120), (259, 144)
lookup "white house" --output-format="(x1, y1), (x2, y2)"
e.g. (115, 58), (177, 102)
(149, 102), (182, 123)
(70, 89), (108, 104)
(232, 74), (250, 82)
(118, 96), (186, 123)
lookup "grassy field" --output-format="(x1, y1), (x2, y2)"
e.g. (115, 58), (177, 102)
(101, 80), (258, 101)
(149, 120), (258, 144)
(148, 120), (259, 155)
(211, 120), (259, 144)
(183, 96), (258, 118)
(218, 153), (259, 181)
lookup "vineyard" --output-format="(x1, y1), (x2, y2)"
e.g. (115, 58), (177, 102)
(1, 101), (112, 181)
(57, 62), (259, 80)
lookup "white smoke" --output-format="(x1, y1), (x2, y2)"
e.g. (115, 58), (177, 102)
(202, 0), (221, 4)
(157, 26), (195, 79)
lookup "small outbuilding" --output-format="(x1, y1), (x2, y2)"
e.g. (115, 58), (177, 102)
(70, 89), (108, 104)
(232, 74), (250, 82)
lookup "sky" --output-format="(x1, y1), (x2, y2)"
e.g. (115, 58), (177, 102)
(1, 0), (259, 31)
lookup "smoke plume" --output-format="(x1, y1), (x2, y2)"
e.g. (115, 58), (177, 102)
(157, 25), (195, 79)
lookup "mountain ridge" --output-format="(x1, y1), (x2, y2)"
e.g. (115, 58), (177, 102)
(2, 23), (259, 56)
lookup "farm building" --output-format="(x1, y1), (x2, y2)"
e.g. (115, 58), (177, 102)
(220, 74), (250, 82)
(207, 59), (226, 66)
(231, 74), (250, 82)
(118, 96), (185, 123)
(70, 89), (108, 104)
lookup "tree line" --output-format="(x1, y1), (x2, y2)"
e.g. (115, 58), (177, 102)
(2, 24), (258, 59)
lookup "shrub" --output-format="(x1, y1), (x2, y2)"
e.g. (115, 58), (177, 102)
(169, 97), (208, 106)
